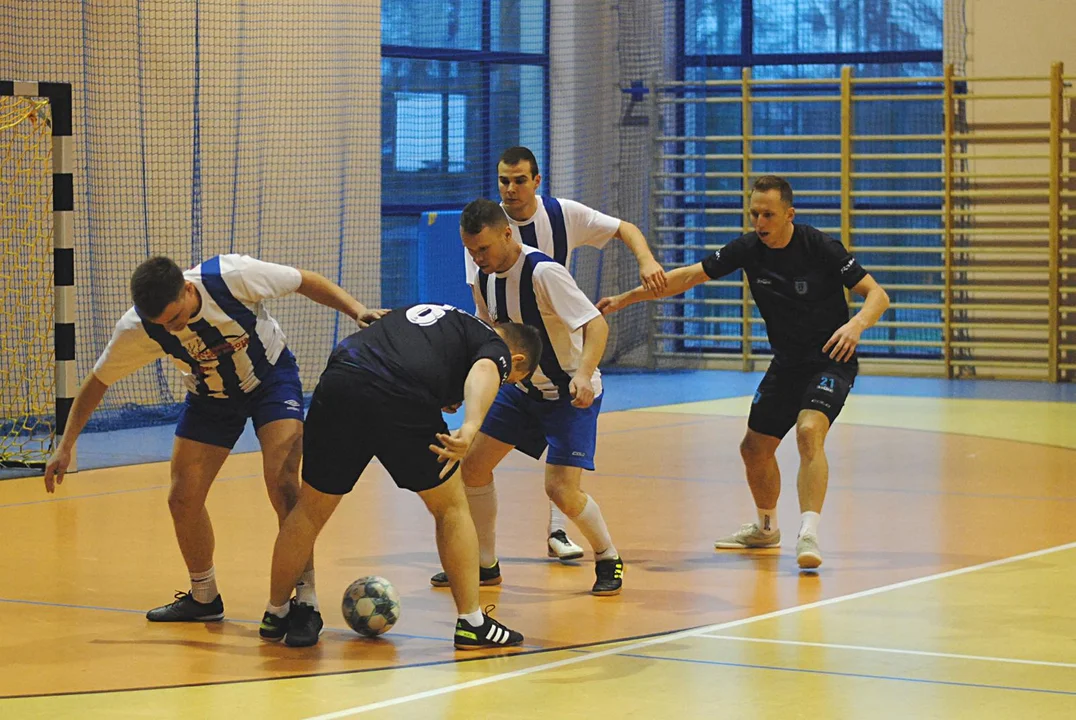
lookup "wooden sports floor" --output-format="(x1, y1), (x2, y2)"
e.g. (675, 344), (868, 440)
(1, 371), (1074, 719)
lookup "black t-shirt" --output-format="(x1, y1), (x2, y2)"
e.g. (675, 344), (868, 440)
(329, 304), (512, 411)
(701, 224), (868, 365)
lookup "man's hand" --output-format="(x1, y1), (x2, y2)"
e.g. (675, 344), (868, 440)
(639, 257), (667, 294)
(43, 446), (72, 494)
(569, 373), (595, 408)
(429, 423), (479, 478)
(596, 295), (624, 316)
(823, 319), (865, 362)
(357, 308), (389, 328)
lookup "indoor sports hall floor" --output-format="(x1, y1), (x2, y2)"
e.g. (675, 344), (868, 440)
(1, 370), (1074, 719)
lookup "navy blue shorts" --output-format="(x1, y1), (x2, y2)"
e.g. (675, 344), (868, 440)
(479, 384), (602, 470)
(175, 349), (304, 449)
(747, 360), (856, 439)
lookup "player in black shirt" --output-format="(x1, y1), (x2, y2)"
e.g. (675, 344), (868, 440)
(598, 176), (890, 570)
(260, 304), (542, 648)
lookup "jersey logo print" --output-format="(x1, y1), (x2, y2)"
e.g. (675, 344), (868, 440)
(794, 278), (809, 295)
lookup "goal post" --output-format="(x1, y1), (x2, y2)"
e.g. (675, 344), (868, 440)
(0, 81), (76, 470)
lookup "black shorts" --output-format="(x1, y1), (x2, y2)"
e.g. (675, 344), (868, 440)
(747, 360), (857, 439)
(301, 366), (451, 495)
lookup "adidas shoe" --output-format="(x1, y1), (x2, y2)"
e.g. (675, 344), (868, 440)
(146, 591), (224, 622)
(547, 530), (584, 561)
(431, 560), (502, 588)
(796, 533), (823, 570)
(259, 599), (294, 641)
(714, 523), (781, 549)
(592, 557), (624, 596)
(284, 602), (324, 647)
(454, 607), (524, 650)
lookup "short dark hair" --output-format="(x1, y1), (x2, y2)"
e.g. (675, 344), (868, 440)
(131, 256), (185, 319)
(497, 322), (543, 377)
(460, 198), (509, 236)
(498, 146), (539, 178)
(752, 175), (794, 206)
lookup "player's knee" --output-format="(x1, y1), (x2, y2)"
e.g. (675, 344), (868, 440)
(166, 484), (205, 521)
(271, 479), (300, 513)
(460, 455), (493, 486)
(740, 434), (773, 464)
(795, 422), (826, 457)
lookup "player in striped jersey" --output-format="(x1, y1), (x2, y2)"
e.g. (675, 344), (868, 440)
(431, 198), (624, 596)
(43, 254), (380, 634)
(463, 146), (666, 562)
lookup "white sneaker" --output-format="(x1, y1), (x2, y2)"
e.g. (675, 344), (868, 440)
(714, 523), (781, 549)
(547, 530), (584, 561)
(796, 533), (822, 569)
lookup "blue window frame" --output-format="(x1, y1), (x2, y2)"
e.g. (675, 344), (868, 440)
(674, 0), (946, 359)
(381, 0), (549, 307)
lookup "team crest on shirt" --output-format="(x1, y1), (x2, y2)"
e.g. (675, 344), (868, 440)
(794, 278), (809, 295)
(185, 333), (250, 362)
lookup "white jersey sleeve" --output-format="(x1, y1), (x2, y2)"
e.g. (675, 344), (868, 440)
(531, 261), (601, 332)
(92, 309), (168, 386)
(560, 198), (621, 251)
(471, 280), (493, 323)
(217, 254), (302, 303)
(464, 250), (479, 286)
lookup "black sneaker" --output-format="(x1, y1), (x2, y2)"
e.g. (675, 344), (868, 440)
(146, 591), (224, 622)
(284, 602), (324, 647)
(259, 600), (294, 641)
(431, 560), (502, 588)
(592, 557), (624, 596)
(454, 607), (524, 650)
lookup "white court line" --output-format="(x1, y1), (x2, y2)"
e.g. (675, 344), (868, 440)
(698, 634), (1076, 670)
(304, 540), (1076, 719)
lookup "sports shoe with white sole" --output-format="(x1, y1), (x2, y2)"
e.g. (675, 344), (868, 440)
(796, 533), (823, 569)
(547, 529), (584, 561)
(713, 523), (781, 549)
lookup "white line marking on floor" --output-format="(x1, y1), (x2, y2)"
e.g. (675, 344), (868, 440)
(304, 540), (1076, 719)
(698, 635), (1076, 669)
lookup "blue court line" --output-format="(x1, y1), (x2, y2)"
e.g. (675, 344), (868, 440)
(0, 596), (455, 646)
(0, 472), (261, 510)
(611, 651), (1076, 697)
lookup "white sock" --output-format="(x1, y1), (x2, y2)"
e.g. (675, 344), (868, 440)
(800, 511), (821, 538)
(570, 495), (618, 561)
(295, 569), (318, 610)
(190, 567), (218, 604)
(459, 609), (484, 627)
(757, 507), (778, 535)
(465, 483), (498, 567)
(266, 599), (291, 619)
(549, 500), (568, 535)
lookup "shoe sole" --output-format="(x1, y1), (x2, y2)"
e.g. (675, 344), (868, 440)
(259, 634), (285, 642)
(797, 552), (822, 569)
(284, 627), (324, 648)
(547, 548), (585, 561)
(431, 576), (503, 588)
(591, 586), (622, 596)
(454, 639), (523, 651)
(147, 613), (225, 622)
(714, 541), (780, 549)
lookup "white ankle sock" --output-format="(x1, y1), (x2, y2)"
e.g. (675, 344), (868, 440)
(459, 609), (484, 627)
(266, 600), (291, 618)
(800, 511), (821, 537)
(549, 501), (568, 535)
(295, 569), (318, 610)
(570, 495), (618, 561)
(465, 483), (498, 567)
(190, 567), (218, 604)
(757, 507), (778, 535)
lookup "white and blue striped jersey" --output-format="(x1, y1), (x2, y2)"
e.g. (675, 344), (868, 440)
(464, 196), (621, 285)
(93, 254), (303, 398)
(472, 245), (602, 401)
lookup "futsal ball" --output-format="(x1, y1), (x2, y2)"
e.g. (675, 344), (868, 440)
(341, 576), (401, 637)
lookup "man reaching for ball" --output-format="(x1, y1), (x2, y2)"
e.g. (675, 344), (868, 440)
(261, 304), (541, 648)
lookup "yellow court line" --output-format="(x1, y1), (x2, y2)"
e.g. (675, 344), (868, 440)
(698, 635), (1076, 669)
(632, 395), (1076, 449)
(302, 542), (1076, 719)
